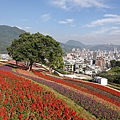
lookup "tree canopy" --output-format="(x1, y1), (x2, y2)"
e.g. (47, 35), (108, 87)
(97, 66), (120, 84)
(7, 32), (64, 71)
(110, 60), (120, 68)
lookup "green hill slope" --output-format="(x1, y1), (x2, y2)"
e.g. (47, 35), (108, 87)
(0, 25), (25, 53)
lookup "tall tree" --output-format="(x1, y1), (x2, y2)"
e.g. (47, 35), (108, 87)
(7, 32), (64, 71)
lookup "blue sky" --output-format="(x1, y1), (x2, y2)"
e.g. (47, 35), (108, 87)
(0, 0), (120, 45)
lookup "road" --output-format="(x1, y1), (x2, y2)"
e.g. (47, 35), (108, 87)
(74, 73), (92, 80)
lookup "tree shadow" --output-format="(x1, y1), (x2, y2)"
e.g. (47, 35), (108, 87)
(5, 63), (28, 70)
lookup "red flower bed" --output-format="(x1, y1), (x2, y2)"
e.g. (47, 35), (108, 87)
(33, 70), (120, 107)
(64, 78), (120, 97)
(0, 70), (84, 120)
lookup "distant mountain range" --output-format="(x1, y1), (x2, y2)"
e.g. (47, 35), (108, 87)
(62, 40), (120, 52)
(0, 25), (120, 54)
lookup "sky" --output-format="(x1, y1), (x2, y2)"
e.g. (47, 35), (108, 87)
(0, 0), (120, 45)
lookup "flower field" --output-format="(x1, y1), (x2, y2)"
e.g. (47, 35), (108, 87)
(0, 65), (120, 120)
(33, 71), (120, 107)
(0, 69), (84, 120)
(32, 70), (120, 120)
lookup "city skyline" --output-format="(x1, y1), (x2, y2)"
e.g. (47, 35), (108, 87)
(0, 0), (120, 45)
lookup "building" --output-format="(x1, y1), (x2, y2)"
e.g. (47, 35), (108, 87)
(64, 60), (75, 73)
(95, 56), (106, 70)
(94, 76), (108, 85)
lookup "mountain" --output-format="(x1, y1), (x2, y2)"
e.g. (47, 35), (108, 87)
(60, 43), (83, 55)
(89, 44), (120, 51)
(64, 40), (120, 51)
(60, 43), (72, 53)
(65, 40), (86, 48)
(89, 44), (113, 51)
(0, 25), (25, 53)
(1, 25), (120, 54)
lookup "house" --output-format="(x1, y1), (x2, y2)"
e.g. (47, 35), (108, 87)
(94, 76), (108, 85)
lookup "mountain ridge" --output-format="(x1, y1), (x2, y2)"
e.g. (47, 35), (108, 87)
(0, 25), (120, 54)
(64, 40), (120, 51)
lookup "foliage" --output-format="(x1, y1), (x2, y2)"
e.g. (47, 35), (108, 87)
(110, 60), (120, 67)
(7, 32), (64, 71)
(54, 68), (70, 74)
(97, 66), (120, 84)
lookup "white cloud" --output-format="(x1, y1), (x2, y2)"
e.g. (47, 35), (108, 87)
(91, 28), (109, 34)
(15, 26), (23, 30)
(85, 14), (120, 27)
(15, 26), (31, 31)
(50, 0), (110, 10)
(41, 13), (51, 22)
(24, 27), (31, 29)
(50, 0), (67, 10)
(90, 26), (120, 35)
(110, 26), (119, 30)
(59, 18), (74, 24)
(104, 14), (120, 18)
(84, 26), (120, 38)
(109, 29), (120, 35)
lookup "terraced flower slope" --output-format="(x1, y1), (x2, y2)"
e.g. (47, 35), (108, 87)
(0, 69), (84, 120)
(33, 70), (120, 120)
(0, 64), (120, 120)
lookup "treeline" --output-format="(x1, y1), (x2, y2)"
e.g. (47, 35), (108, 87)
(97, 60), (120, 84)
(110, 60), (120, 67)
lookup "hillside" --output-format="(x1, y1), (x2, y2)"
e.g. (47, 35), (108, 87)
(0, 25), (25, 53)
